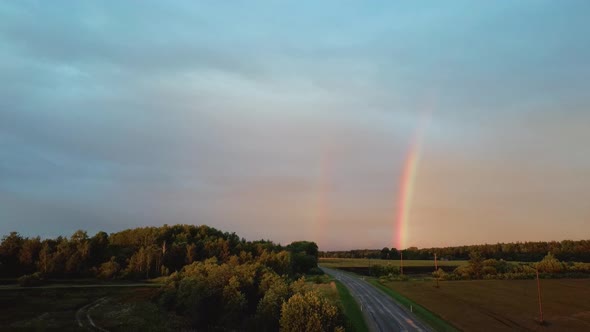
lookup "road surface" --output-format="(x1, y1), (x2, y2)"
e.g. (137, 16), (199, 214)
(321, 267), (432, 332)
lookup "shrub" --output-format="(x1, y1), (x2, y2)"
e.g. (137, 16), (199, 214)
(98, 257), (120, 279)
(432, 268), (448, 280)
(18, 272), (45, 287)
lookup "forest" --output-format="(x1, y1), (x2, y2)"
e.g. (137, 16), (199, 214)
(321, 240), (590, 262)
(0, 225), (321, 279)
(0, 225), (348, 331)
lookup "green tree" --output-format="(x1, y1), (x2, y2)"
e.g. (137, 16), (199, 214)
(280, 291), (343, 332)
(98, 257), (121, 279)
(469, 251), (484, 279)
(18, 237), (42, 273)
(287, 241), (319, 274)
(536, 252), (564, 273)
(256, 272), (291, 331)
(380, 247), (390, 259)
(0, 232), (24, 276)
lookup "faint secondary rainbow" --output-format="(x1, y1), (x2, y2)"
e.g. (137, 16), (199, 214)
(311, 149), (332, 247)
(394, 113), (431, 250)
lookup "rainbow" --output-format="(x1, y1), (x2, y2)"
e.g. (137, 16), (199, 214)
(394, 114), (431, 250)
(312, 150), (332, 246)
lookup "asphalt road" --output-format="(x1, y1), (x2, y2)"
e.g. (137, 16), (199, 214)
(321, 267), (432, 332)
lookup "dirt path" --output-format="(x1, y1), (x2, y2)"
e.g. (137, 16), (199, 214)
(76, 297), (110, 332)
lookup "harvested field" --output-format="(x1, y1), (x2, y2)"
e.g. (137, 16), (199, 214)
(379, 278), (590, 331)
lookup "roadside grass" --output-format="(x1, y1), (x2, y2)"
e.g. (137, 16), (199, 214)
(308, 279), (340, 303)
(307, 275), (369, 332)
(334, 280), (370, 332)
(320, 258), (467, 268)
(369, 279), (459, 332)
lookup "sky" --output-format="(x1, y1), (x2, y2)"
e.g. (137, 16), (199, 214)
(1, 1), (589, 250)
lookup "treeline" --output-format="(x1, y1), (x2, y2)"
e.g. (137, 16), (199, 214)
(0, 225), (320, 279)
(447, 252), (590, 280)
(321, 240), (590, 262)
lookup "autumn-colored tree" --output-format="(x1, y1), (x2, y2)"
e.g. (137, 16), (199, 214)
(98, 257), (120, 279)
(18, 237), (42, 273)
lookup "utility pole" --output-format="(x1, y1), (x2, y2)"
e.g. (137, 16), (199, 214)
(434, 253), (438, 270)
(536, 268), (544, 324)
(435, 253), (439, 288)
(400, 251), (404, 276)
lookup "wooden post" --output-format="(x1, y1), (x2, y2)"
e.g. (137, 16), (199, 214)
(434, 253), (438, 271)
(536, 268), (544, 324)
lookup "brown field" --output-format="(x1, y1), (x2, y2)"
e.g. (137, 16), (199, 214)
(380, 279), (590, 331)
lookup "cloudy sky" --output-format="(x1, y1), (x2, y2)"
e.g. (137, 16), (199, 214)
(1, 1), (589, 250)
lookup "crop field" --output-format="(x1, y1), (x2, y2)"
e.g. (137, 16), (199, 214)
(319, 258), (467, 274)
(319, 257), (468, 268)
(0, 284), (179, 332)
(379, 278), (590, 331)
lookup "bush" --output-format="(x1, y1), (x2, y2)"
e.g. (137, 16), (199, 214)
(370, 264), (400, 277)
(18, 272), (45, 287)
(432, 268), (448, 280)
(98, 257), (121, 279)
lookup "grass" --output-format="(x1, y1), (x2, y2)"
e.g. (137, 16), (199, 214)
(369, 279), (459, 332)
(319, 258), (467, 268)
(0, 284), (174, 331)
(308, 275), (369, 332)
(378, 278), (590, 331)
(334, 280), (370, 332)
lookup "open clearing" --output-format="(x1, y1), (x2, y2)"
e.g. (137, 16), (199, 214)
(0, 285), (179, 331)
(379, 279), (590, 331)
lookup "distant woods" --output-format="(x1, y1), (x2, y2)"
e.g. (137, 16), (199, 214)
(321, 240), (590, 262)
(0, 225), (320, 279)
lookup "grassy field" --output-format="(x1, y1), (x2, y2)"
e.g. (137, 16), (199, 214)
(319, 257), (467, 268)
(319, 258), (467, 270)
(0, 285), (180, 331)
(378, 278), (590, 331)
